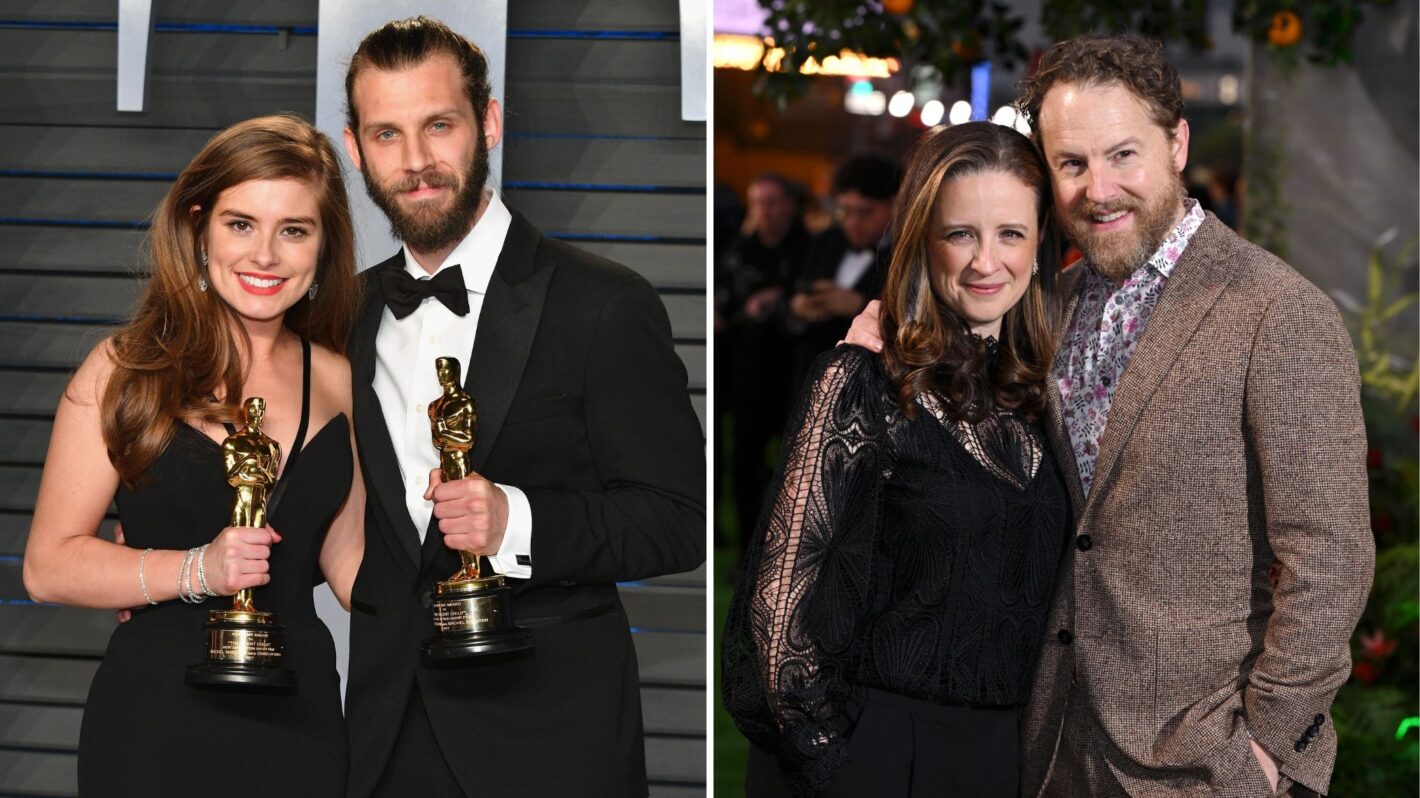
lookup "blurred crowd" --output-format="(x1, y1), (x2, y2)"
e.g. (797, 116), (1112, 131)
(713, 154), (902, 551)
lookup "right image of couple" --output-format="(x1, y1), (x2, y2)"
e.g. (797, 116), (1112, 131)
(718, 33), (1377, 798)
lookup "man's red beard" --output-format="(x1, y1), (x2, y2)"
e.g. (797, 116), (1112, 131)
(1061, 168), (1184, 282)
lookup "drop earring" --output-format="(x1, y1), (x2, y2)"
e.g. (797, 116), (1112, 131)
(199, 250), (209, 292)
(1031, 257), (1039, 276)
(308, 282), (319, 301)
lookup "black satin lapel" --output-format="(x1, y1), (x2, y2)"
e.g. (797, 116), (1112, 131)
(351, 261), (423, 566)
(465, 214), (548, 475)
(465, 273), (551, 469)
(355, 383), (423, 566)
(419, 212), (551, 573)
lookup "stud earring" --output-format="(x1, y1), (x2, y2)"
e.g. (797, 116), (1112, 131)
(308, 282), (319, 301)
(1031, 257), (1039, 276)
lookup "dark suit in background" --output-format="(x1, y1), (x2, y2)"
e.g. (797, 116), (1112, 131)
(786, 225), (887, 396)
(345, 211), (706, 797)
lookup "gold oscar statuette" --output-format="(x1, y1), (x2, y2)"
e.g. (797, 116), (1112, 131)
(420, 357), (533, 664)
(186, 396), (296, 691)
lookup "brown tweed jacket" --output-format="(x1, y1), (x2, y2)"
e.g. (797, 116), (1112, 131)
(1022, 214), (1374, 797)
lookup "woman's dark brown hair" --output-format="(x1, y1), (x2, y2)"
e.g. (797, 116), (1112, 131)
(880, 121), (1059, 423)
(101, 114), (358, 485)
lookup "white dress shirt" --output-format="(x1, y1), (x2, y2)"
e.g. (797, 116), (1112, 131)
(833, 248), (875, 289)
(371, 191), (533, 578)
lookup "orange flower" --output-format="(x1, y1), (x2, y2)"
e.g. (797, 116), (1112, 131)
(951, 33), (981, 61)
(1269, 10), (1303, 48)
(883, 0), (915, 14)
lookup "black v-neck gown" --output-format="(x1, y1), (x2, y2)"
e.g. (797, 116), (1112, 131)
(78, 347), (351, 796)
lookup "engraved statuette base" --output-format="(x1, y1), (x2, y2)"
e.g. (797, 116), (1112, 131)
(421, 574), (533, 665)
(185, 609), (296, 692)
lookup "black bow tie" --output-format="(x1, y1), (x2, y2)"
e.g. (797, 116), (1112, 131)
(379, 265), (470, 320)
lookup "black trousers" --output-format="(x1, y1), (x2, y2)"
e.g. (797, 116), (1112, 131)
(371, 686), (466, 797)
(746, 687), (1021, 797)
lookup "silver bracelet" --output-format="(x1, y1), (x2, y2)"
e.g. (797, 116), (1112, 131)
(187, 547), (207, 603)
(196, 544), (216, 597)
(138, 548), (158, 605)
(178, 547), (205, 604)
(176, 548), (190, 603)
(177, 548), (194, 603)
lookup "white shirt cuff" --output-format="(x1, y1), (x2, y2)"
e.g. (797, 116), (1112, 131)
(488, 483), (532, 578)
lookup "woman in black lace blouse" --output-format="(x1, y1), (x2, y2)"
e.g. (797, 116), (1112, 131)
(722, 121), (1071, 797)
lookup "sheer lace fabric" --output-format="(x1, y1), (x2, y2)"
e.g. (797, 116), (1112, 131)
(723, 346), (1069, 795)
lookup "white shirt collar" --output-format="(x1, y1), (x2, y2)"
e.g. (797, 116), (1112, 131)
(400, 189), (512, 294)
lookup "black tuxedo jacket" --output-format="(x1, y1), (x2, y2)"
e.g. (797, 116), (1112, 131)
(788, 225), (887, 392)
(344, 210), (706, 797)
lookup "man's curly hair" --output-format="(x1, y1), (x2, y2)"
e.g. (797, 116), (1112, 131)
(1016, 35), (1184, 138)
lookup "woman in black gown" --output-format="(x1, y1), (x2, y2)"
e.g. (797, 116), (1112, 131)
(23, 115), (365, 796)
(722, 121), (1071, 796)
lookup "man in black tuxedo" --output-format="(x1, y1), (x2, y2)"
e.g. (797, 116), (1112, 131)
(785, 154), (900, 393)
(338, 17), (705, 797)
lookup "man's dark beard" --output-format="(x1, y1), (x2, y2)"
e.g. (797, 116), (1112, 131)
(1062, 168), (1184, 282)
(361, 135), (489, 253)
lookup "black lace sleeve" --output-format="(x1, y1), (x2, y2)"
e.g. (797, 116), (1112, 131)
(722, 346), (890, 796)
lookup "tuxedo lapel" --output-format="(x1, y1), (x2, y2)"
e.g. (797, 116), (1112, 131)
(353, 259), (423, 566)
(464, 212), (552, 473)
(419, 211), (554, 572)
(1086, 216), (1237, 508)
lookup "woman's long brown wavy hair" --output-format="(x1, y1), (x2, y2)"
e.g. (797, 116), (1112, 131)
(880, 121), (1059, 423)
(101, 114), (359, 486)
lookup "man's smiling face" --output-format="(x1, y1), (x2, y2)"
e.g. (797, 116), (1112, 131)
(1038, 81), (1189, 281)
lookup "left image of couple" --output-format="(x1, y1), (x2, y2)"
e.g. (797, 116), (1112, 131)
(21, 16), (705, 798)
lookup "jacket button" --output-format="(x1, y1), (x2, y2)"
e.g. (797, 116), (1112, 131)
(1295, 740), (1309, 753)
(1076, 535), (1093, 551)
(1314, 714), (1326, 727)
(1058, 629), (1074, 645)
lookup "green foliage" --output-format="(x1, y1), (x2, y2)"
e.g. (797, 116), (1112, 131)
(1353, 236), (1420, 411)
(754, 0), (1027, 107)
(751, 0), (1390, 108)
(1331, 233), (1420, 795)
(1332, 686), (1420, 795)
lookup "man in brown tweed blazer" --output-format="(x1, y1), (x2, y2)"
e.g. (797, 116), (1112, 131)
(850, 35), (1373, 797)
(1017, 35), (1373, 798)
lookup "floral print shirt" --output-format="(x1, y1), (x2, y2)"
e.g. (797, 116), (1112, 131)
(1053, 200), (1205, 497)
